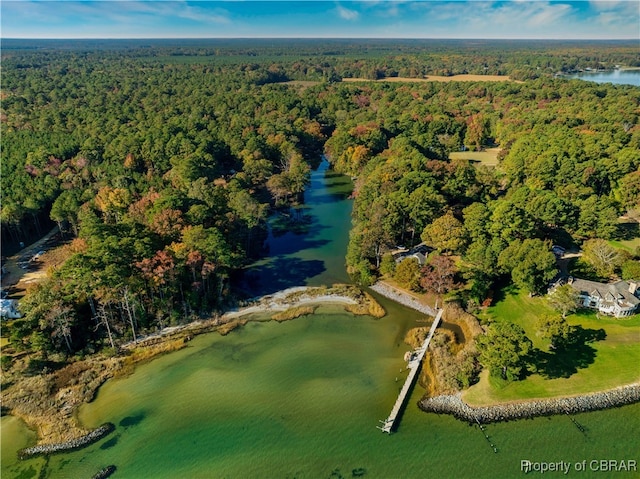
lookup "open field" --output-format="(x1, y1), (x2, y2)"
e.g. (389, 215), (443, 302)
(466, 289), (640, 405)
(343, 74), (513, 83)
(449, 147), (501, 167)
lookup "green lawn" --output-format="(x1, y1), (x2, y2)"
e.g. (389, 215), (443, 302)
(609, 237), (640, 254)
(465, 289), (640, 405)
(609, 219), (640, 253)
(449, 147), (501, 167)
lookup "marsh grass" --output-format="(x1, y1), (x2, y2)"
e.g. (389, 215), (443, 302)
(271, 306), (316, 321)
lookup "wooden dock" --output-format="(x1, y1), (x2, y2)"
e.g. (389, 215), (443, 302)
(378, 308), (443, 434)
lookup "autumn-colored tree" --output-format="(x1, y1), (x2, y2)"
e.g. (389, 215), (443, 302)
(136, 249), (177, 289)
(464, 113), (488, 151)
(420, 255), (458, 295)
(150, 208), (185, 240)
(94, 186), (131, 223)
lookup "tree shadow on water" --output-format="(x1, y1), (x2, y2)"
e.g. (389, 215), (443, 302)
(530, 326), (606, 379)
(233, 257), (326, 297)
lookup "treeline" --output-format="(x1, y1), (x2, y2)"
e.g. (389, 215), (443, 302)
(1, 42), (639, 362)
(3, 39), (639, 82)
(325, 78), (640, 304)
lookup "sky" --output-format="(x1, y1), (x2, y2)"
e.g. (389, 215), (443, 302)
(1, 1), (639, 40)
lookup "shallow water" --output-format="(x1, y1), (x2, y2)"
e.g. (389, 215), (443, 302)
(4, 312), (639, 479)
(3, 159), (639, 479)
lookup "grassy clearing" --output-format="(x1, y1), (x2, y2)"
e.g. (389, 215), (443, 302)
(449, 148), (501, 167)
(609, 218), (640, 253)
(609, 237), (640, 254)
(478, 288), (556, 349)
(466, 289), (640, 405)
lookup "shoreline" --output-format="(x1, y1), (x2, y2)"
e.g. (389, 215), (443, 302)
(419, 383), (640, 424)
(370, 281), (437, 317)
(2, 284), (384, 452)
(370, 279), (640, 420)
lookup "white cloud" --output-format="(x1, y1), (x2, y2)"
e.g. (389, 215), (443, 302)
(526, 3), (573, 27)
(336, 3), (360, 20)
(107, 1), (231, 24)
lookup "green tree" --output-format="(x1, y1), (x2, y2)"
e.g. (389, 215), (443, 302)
(614, 170), (640, 212)
(463, 202), (491, 242)
(50, 189), (83, 236)
(421, 212), (467, 254)
(546, 284), (580, 318)
(537, 315), (573, 349)
(477, 322), (533, 381)
(621, 259), (640, 280)
(489, 199), (536, 242)
(394, 258), (421, 291)
(379, 254), (396, 276)
(498, 239), (557, 295)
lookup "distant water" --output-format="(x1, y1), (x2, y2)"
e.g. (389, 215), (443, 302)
(567, 70), (640, 86)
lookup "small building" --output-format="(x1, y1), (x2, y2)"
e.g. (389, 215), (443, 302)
(393, 243), (433, 265)
(568, 277), (640, 318)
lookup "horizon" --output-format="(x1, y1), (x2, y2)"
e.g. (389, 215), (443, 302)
(2, 1), (639, 40)
(3, 37), (638, 41)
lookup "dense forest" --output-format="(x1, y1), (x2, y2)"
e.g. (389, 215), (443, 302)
(1, 39), (639, 363)
(330, 76), (640, 299)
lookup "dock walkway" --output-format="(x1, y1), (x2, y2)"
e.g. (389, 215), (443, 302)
(378, 308), (443, 434)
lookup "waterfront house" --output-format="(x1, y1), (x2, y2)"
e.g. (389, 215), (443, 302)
(393, 244), (432, 266)
(567, 277), (640, 318)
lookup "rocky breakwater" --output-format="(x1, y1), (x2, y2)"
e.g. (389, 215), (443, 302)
(18, 423), (115, 459)
(370, 281), (436, 317)
(420, 383), (640, 424)
(92, 465), (117, 479)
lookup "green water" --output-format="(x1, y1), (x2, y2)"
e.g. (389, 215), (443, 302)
(2, 160), (639, 478)
(4, 311), (640, 479)
(235, 158), (353, 296)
